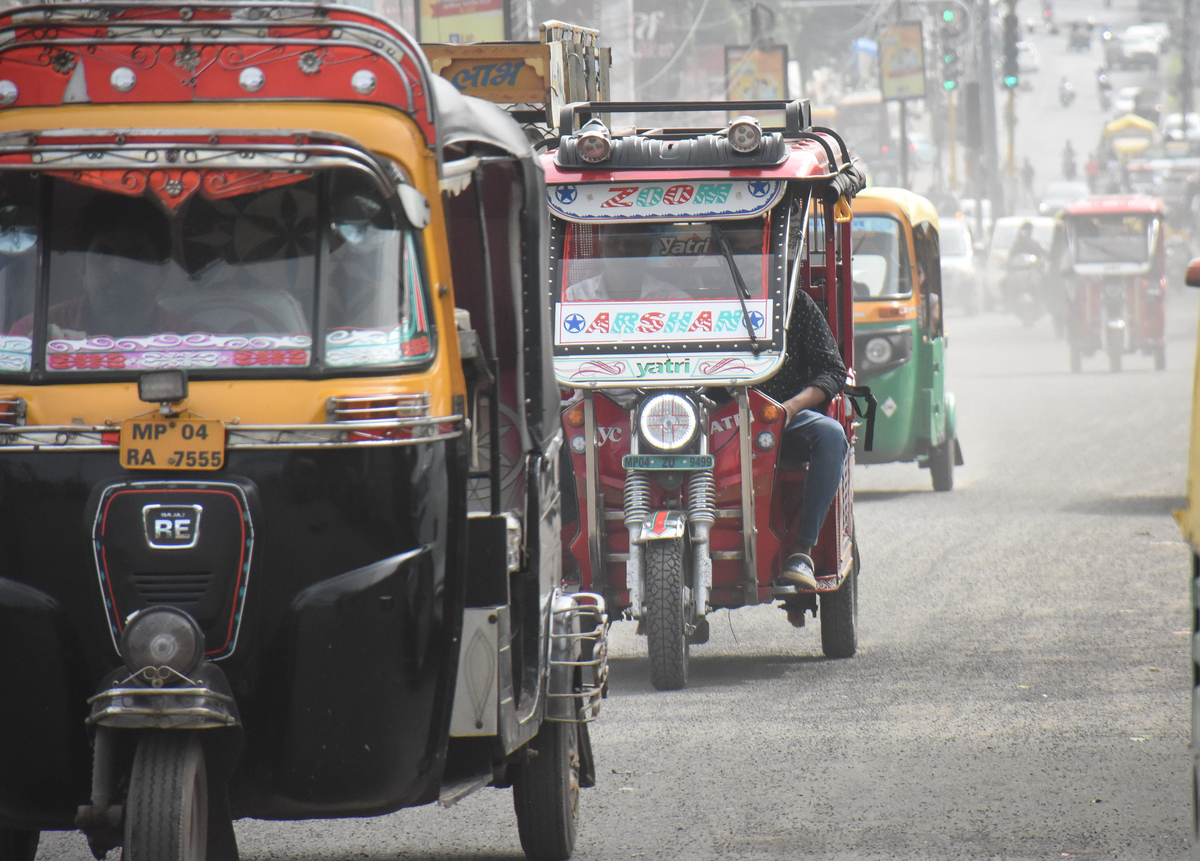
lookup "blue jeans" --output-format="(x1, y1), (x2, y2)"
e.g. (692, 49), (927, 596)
(779, 409), (848, 549)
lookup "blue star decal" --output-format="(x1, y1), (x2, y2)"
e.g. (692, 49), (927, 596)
(564, 313), (586, 333)
(555, 185), (578, 205)
(748, 181), (772, 198)
(743, 311), (765, 332)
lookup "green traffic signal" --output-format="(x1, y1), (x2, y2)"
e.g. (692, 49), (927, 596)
(1004, 75), (1018, 87)
(943, 8), (954, 21)
(944, 80), (957, 90)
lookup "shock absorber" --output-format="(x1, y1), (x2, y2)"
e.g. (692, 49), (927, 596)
(623, 471), (652, 618)
(688, 469), (715, 614)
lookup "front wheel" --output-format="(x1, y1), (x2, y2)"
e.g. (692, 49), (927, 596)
(820, 535), (858, 659)
(0, 828), (39, 861)
(645, 536), (689, 691)
(1106, 325), (1124, 373)
(123, 732), (208, 861)
(512, 721), (581, 861)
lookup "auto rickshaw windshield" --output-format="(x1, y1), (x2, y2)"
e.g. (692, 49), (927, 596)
(559, 217), (772, 303)
(1069, 214), (1154, 264)
(0, 168), (433, 376)
(850, 214), (912, 300)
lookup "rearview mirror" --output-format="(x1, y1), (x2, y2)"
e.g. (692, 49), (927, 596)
(1187, 257), (1200, 288)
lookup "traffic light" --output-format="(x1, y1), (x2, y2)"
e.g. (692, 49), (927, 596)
(1002, 12), (1020, 88)
(942, 46), (960, 91)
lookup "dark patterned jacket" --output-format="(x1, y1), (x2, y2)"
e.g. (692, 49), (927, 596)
(757, 290), (846, 407)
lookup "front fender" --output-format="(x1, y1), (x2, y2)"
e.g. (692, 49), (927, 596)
(945, 391), (958, 442)
(635, 510), (687, 542)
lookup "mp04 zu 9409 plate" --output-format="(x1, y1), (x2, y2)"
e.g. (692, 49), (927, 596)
(621, 454), (714, 471)
(120, 418), (226, 470)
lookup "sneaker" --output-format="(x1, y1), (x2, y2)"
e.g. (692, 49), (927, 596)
(780, 553), (817, 590)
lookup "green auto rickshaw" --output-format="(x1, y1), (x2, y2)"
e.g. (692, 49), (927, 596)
(851, 188), (962, 490)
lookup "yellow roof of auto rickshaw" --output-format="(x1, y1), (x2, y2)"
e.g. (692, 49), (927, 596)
(1104, 113), (1157, 136)
(852, 187), (939, 230)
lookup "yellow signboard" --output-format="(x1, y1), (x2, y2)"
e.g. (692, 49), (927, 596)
(419, 0), (504, 44)
(878, 23), (926, 101)
(724, 45), (788, 124)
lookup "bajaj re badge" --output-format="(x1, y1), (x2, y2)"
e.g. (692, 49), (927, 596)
(143, 504), (203, 550)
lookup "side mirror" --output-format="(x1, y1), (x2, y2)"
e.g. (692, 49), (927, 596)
(1187, 257), (1200, 288)
(397, 185), (431, 230)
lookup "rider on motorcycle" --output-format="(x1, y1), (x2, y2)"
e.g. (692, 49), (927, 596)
(759, 291), (848, 591)
(1059, 76), (1076, 107)
(1096, 66), (1113, 110)
(1062, 139), (1077, 180)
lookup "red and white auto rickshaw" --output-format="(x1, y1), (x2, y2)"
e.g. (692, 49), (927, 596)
(1061, 194), (1167, 372)
(544, 101), (872, 690)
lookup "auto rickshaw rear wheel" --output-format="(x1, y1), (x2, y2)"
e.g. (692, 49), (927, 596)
(512, 720), (580, 861)
(0, 827), (38, 861)
(930, 424), (955, 492)
(644, 535), (690, 691)
(819, 534), (858, 659)
(123, 732), (207, 861)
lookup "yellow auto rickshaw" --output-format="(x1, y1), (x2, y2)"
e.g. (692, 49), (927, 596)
(0, 5), (606, 861)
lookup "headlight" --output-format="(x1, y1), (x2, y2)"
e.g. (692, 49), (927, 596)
(864, 337), (893, 365)
(576, 119), (613, 163)
(639, 393), (699, 451)
(120, 607), (205, 679)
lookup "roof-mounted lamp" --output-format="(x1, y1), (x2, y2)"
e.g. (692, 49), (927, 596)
(576, 119), (613, 163)
(727, 116), (763, 153)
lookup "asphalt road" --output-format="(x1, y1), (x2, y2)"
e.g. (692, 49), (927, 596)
(36, 281), (1199, 861)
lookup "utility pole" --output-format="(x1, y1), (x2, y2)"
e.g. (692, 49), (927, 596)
(976, 0), (1004, 215)
(895, 0), (910, 190)
(1184, 0), (1194, 120)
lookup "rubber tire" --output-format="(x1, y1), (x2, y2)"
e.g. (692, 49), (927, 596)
(645, 536), (689, 691)
(124, 733), (208, 861)
(0, 828), (39, 861)
(820, 536), (858, 659)
(1154, 346), (1166, 370)
(1107, 328), (1123, 373)
(512, 721), (580, 861)
(930, 432), (955, 492)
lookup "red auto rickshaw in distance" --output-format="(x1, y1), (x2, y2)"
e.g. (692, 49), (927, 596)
(545, 100), (872, 690)
(1061, 194), (1167, 372)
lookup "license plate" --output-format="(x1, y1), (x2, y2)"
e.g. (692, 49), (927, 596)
(120, 418), (226, 471)
(621, 454), (714, 471)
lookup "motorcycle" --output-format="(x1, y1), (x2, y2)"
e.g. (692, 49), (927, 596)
(1062, 145), (1078, 180)
(1004, 252), (1047, 326)
(1097, 68), (1113, 111)
(1059, 78), (1076, 108)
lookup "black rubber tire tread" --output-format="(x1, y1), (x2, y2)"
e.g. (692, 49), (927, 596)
(644, 536), (689, 691)
(512, 721), (580, 861)
(820, 538), (858, 659)
(1107, 326), (1123, 373)
(930, 423), (955, 492)
(124, 732), (207, 861)
(0, 828), (39, 861)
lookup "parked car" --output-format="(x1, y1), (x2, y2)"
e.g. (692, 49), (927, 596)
(1162, 112), (1200, 144)
(939, 218), (982, 314)
(1039, 180), (1091, 216)
(1116, 24), (1163, 70)
(960, 198), (994, 252)
(1113, 86), (1141, 116)
(1016, 41), (1040, 74)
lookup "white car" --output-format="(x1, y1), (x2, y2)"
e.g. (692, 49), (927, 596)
(1117, 24), (1163, 70)
(939, 219), (982, 314)
(1113, 86), (1140, 116)
(1162, 112), (1200, 143)
(1016, 41), (1040, 74)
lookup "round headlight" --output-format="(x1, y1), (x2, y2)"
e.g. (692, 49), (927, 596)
(570, 434), (587, 454)
(864, 337), (893, 365)
(639, 394), (699, 451)
(120, 607), (205, 678)
(728, 115), (763, 153)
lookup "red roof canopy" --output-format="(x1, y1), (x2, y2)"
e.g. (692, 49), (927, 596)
(1063, 194), (1164, 216)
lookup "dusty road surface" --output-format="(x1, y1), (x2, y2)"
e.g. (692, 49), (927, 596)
(37, 299), (1197, 861)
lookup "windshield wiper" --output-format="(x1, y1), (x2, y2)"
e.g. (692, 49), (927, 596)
(711, 223), (761, 355)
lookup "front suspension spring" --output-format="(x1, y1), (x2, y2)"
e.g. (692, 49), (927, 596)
(687, 469), (716, 525)
(623, 471), (651, 527)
